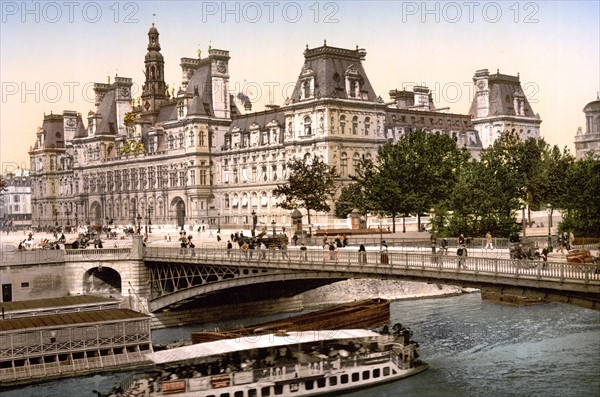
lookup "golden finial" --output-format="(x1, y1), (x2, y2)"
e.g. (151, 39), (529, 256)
(197, 49), (201, 58)
(165, 83), (169, 96)
(131, 98), (135, 107)
(137, 98), (141, 107)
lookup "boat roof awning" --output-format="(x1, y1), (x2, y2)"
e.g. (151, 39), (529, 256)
(146, 329), (381, 365)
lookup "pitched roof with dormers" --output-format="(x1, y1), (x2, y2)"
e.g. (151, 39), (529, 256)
(290, 44), (378, 103)
(94, 89), (119, 134)
(469, 72), (538, 119)
(34, 114), (65, 150)
(228, 108), (286, 133)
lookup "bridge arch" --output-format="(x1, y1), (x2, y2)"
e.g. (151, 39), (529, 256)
(83, 266), (122, 296)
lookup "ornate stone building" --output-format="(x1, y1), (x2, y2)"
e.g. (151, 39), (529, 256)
(575, 96), (600, 160)
(469, 69), (542, 149)
(0, 169), (31, 230)
(28, 25), (500, 230)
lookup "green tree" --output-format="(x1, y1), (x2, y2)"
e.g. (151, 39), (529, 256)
(558, 154), (600, 236)
(335, 183), (369, 218)
(352, 130), (469, 232)
(273, 156), (339, 225)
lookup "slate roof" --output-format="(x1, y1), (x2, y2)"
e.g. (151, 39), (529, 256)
(469, 72), (538, 118)
(94, 89), (119, 135)
(185, 61), (214, 116)
(228, 108), (286, 133)
(36, 114), (65, 149)
(290, 45), (378, 102)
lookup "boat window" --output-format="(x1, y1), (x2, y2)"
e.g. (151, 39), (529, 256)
(248, 389), (257, 397)
(329, 376), (338, 386)
(373, 368), (381, 378)
(341, 374), (349, 384)
(220, 394), (230, 397)
(305, 380), (314, 390)
(317, 378), (326, 388)
(234, 392), (244, 397)
(383, 367), (390, 376)
(274, 385), (284, 395)
(362, 370), (370, 380)
(261, 386), (271, 396)
(351, 373), (359, 382)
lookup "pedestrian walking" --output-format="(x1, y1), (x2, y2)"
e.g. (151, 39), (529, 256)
(485, 231), (493, 250)
(281, 241), (289, 260)
(358, 244), (367, 264)
(300, 243), (308, 261)
(241, 241), (249, 259)
(227, 240), (233, 258)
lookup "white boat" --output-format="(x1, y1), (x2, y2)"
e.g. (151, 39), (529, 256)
(112, 328), (428, 397)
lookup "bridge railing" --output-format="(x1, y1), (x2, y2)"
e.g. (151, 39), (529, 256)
(144, 247), (600, 285)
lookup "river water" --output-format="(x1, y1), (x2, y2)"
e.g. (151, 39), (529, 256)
(2, 293), (598, 397)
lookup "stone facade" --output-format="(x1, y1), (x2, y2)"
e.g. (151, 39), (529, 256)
(30, 25), (533, 230)
(0, 169), (31, 230)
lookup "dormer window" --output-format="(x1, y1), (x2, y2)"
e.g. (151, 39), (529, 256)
(303, 116), (312, 135)
(345, 64), (361, 99)
(299, 66), (315, 100)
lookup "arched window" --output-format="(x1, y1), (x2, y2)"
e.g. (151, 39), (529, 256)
(232, 194), (239, 208)
(303, 81), (310, 99)
(353, 152), (361, 171)
(178, 133), (184, 147)
(303, 116), (312, 135)
(189, 131), (195, 146)
(242, 193), (249, 208)
(364, 117), (370, 136)
(251, 192), (258, 207)
(224, 194), (230, 208)
(168, 135), (174, 149)
(352, 116), (358, 135)
(261, 192), (268, 207)
(340, 115), (346, 134)
(199, 131), (205, 146)
(340, 152), (348, 176)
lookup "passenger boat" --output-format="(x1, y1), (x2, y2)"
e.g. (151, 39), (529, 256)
(191, 299), (390, 344)
(112, 327), (428, 397)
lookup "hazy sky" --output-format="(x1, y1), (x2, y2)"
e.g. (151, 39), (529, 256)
(1, 1), (599, 171)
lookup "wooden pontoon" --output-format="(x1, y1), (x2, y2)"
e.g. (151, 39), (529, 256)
(191, 299), (390, 344)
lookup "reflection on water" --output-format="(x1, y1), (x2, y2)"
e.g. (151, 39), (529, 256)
(1, 294), (598, 397)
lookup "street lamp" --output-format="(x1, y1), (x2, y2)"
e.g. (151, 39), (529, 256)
(136, 214), (142, 233)
(217, 212), (221, 234)
(53, 209), (58, 226)
(546, 204), (553, 252)
(65, 209), (71, 226)
(271, 219), (276, 237)
(146, 205), (153, 233)
(251, 210), (257, 237)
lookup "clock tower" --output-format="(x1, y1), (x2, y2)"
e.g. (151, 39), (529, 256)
(141, 23), (167, 123)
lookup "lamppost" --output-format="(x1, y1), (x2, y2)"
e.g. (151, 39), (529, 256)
(65, 209), (71, 226)
(271, 219), (276, 237)
(546, 203), (553, 252)
(251, 210), (257, 237)
(136, 214), (142, 233)
(379, 215), (383, 249)
(146, 205), (153, 233)
(53, 209), (58, 226)
(217, 212), (221, 234)
(74, 212), (78, 228)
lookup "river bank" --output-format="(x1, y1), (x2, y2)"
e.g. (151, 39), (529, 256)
(300, 279), (474, 308)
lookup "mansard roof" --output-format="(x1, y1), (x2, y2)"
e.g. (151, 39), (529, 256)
(228, 108), (286, 133)
(184, 60), (215, 116)
(469, 71), (538, 119)
(94, 89), (118, 134)
(156, 102), (177, 123)
(74, 114), (88, 139)
(36, 114), (65, 150)
(290, 44), (378, 102)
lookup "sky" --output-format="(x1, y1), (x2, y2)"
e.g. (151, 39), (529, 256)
(1, 0), (599, 171)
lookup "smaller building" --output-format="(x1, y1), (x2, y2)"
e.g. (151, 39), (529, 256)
(0, 301), (152, 386)
(0, 169), (31, 231)
(575, 96), (600, 160)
